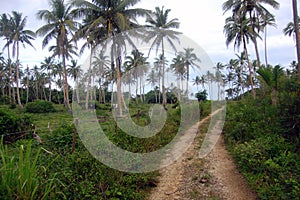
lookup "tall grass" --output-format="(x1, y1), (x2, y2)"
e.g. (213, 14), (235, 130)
(0, 139), (56, 199)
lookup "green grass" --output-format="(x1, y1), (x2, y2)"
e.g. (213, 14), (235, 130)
(0, 100), (212, 199)
(0, 139), (56, 199)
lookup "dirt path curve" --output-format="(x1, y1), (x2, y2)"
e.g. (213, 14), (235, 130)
(148, 109), (257, 200)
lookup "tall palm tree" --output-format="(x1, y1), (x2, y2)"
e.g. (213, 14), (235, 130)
(146, 69), (158, 102)
(170, 54), (185, 101)
(263, 13), (276, 67)
(92, 50), (110, 104)
(23, 65), (30, 104)
(193, 76), (201, 91)
(223, 0), (280, 68)
(124, 50), (148, 105)
(36, 0), (79, 112)
(179, 48), (200, 96)
(145, 6), (181, 110)
(71, 0), (148, 115)
(40, 56), (55, 102)
(153, 54), (165, 103)
(0, 13), (13, 103)
(205, 70), (214, 100)
(214, 62), (225, 100)
(224, 15), (256, 97)
(292, 0), (300, 81)
(10, 11), (36, 108)
(67, 59), (82, 103)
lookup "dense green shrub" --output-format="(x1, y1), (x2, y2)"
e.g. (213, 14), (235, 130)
(0, 95), (10, 104)
(233, 135), (300, 199)
(224, 96), (300, 199)
(25, 100), (56, 113)
(0, 108), (31, 142)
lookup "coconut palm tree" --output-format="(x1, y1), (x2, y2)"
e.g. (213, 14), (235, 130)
(179, 48), (200, 96)
(146, 69), (158, 102)
(224, 15), (256, 97)
(36, 0), (79, 112)
(67, 59), (82, 103)
(170, 54), (184, 101)
(10, 11), (36, 108)
(124, 50), (148, 105)
(292, 0), (300, 81)
(145, 6), (181, 110)
(223, 0), (280, 68)
(263, 13), (276, 67)
(0, 13), (14, 103)
(23, 65), (30, 104)
(40, 56), (55, 102)
(71, 0), (148, 115)
(214, 62), (225, 100)
(153, 54), (165, 103)
(193, 76), (201, 91)
(205, 71), (214, 100)
(92, 50), (110, 104)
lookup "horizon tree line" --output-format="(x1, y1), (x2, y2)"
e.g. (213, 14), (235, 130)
(0, 0), (299, 111)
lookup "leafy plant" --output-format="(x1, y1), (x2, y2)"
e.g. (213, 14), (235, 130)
(0, 108), (32, 142)
(0, 139), (56, 199)
(25, 100), (56, 113)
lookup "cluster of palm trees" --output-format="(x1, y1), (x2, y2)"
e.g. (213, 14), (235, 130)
(0, 0), (184, 113)
(0, 11), (35, 108)
(222, 0), (300, 99)
(0, 0), (299, 113)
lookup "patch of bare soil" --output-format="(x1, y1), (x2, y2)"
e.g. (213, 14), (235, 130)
(148, 110), (257, 200)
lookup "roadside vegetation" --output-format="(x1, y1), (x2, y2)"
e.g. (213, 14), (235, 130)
(223, 73), (300, 199)
(0, 100), (211, 199)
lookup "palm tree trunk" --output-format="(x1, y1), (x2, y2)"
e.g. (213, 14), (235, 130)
(26, 66), (29, 104)
(62, 54), (71, 112)
(253, 36), (261, 68)
(139, 76), (143, 103)
(135, 73), (138, 105)
(76, 79), (80, 104)
(43, 82), (47, 100)
(158, 72), (161, 103)
(49, 71), (52, 102)
(243, 39), (256, 98)
(16, 42), (22, 108)
(264, 26), (269, 67)
(292, 0), (300, 82)
(85, 49), (93, 110)
(7, 42), (12, 104)
(116, 56), (123, 116)
(186, 64), (189, 96)
(161, 39), (167, 110)
(250, 11), (261, 68)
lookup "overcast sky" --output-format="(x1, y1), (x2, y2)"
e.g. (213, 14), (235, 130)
(0, 0), (298, 69)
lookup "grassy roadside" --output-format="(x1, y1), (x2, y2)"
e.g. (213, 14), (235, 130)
(223, 97), (300, 199)
(0, 100), (212, 199)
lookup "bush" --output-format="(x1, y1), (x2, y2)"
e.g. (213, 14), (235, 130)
(0, 108), (32, 142)
(25, 100), (56, 113)
(233, 135), (300, 199)
(224, 96), (300, 199)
